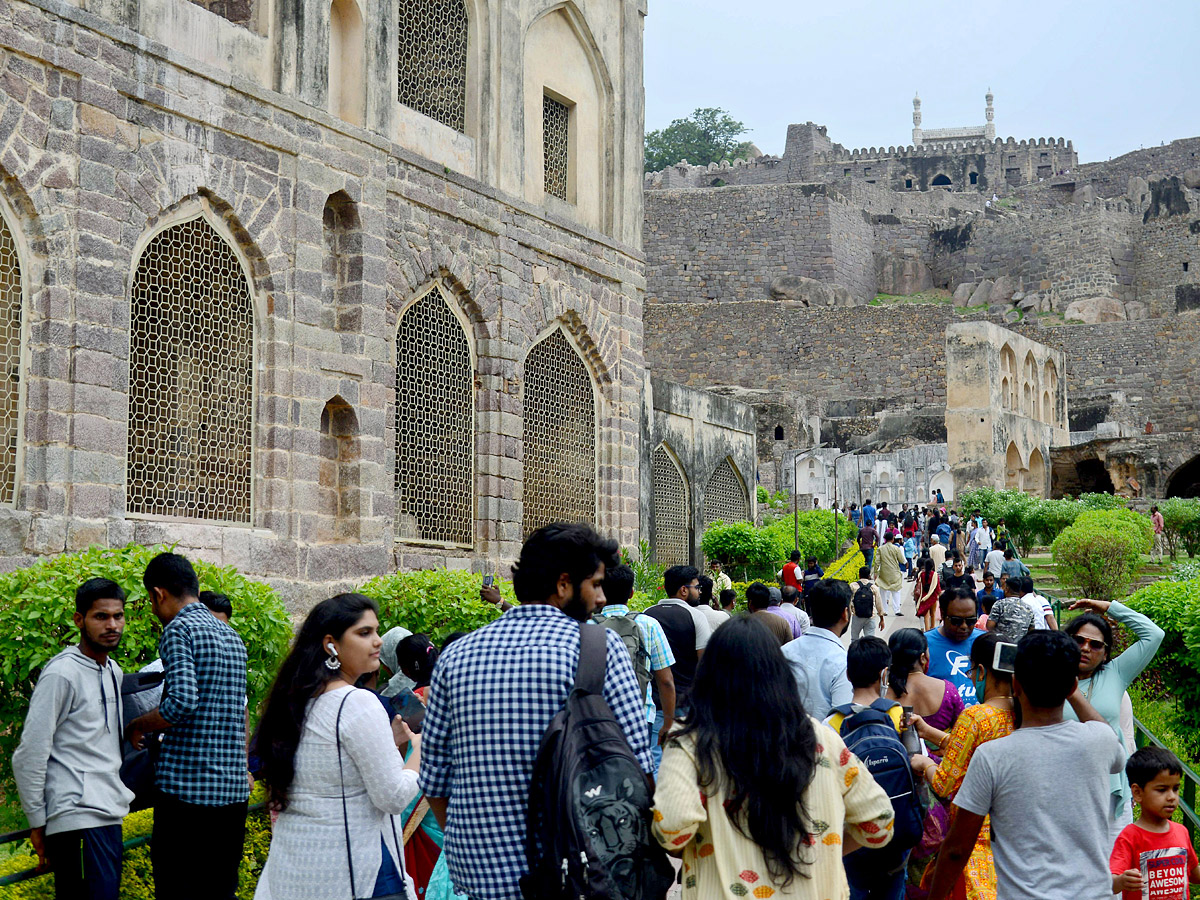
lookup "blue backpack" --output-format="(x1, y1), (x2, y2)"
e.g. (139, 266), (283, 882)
(830, 699), (927, 863)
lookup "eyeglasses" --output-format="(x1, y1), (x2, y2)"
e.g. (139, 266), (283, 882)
(946, 615), (973, 627)
(1072, 635), (1108, 652)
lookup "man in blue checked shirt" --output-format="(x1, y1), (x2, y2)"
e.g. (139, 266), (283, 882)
(595, 563), (676, 758)
(419, 523), (654, 900)
(126, 553), (248, 900)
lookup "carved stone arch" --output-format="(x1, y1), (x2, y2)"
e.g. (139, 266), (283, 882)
(1026, 447), (1046, 497)
(651, 442), (692, 567)
(386, 241), (498, 336)
(393, 280), (476, 547)
(0, 182), (31, 507)
(1005, 442), (1024, 490)
(316, 395), (362, 542)
(521, 323), (598, 536)
(525, 1), (614, 105)
(126, 197), (259, 524)
(702, 456), (750, 527)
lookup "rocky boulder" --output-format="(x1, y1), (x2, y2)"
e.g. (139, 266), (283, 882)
(968, 279), (994, 307)
(769, 275), (862, 307)
(1064, 296), (1127, 324)
(952, 283), (974, 306)
(877, 250), (934, 296)
(990, 275), (1019, 304)
(1184, 169), (1200, 190)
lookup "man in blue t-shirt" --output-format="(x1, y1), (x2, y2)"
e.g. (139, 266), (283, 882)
(924, 587), (981, 706)
(861, 499), (877, 528)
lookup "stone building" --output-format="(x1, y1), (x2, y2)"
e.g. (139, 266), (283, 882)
(0, 0), (759, 605)
(945, 323), (1067, 498)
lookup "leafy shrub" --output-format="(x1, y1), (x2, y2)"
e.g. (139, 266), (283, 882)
(0, 784), (272, 898)
(621, 541), (666, 601)
(356, 569), (515, 645)
(1125, 578), (1200, 762)
(1172, 559), (1200, 582)
(957, 488), (1145, 555)
(700, 521), (784, 581)
(0, 544), (292, 796)
(1051, 511), (1147, 601)
(1161, 498), (1200, 559)
(1073, 508), (1153, 553)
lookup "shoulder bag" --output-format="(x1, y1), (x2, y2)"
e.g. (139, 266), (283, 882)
(336, 690), (410, 900)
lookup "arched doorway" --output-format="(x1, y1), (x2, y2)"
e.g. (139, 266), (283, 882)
(1166, 455), (1200, 498)
(932, 174), (952, 188)
(1026, 448), (1046, 497)
(1005, 443), (1023, 490)
(929, 470), (954, 502)
(1076, 458), (1115, 494)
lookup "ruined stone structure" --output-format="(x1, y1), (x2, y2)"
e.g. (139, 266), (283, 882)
(945, 323), (1067, 498)
(0, 0), (761, 604)
(641, 109), (1200, 506)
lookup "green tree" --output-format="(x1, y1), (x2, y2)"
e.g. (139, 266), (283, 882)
(644, 108), (753, 173)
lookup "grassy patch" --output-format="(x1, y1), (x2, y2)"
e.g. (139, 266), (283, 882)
(871, 290), (954, 306)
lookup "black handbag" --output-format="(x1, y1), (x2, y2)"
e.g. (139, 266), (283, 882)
(335, 690), (410, 900)
(119, 669), (165, 811)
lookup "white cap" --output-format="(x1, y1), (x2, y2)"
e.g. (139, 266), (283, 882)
(931, 535), (940, 544)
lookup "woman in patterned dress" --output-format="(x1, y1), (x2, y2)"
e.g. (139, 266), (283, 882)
(651, 615), (896, 899)
(908, 633), (1016, 900)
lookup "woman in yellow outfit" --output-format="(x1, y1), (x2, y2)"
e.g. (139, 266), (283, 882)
(652, 615), (896, 899)
(909, 632), (1015, 900)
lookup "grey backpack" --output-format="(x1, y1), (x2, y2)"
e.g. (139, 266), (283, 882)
(597, 611), (652, 698)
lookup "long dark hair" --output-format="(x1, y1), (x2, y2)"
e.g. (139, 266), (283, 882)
(676, 616), (817, 886)
(257, 593), (379, 810)
(888, 628), (928, 698)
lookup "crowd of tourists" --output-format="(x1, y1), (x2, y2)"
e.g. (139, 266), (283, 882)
(12, 515), (1198, 900)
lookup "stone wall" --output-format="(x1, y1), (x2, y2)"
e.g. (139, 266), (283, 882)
(0, 0), (648, 608)
(1135, 206), (1200, 319)
(642, 377), (757, 564)
(644, 183), (875, 304)
(1075, 138), (1200, 200)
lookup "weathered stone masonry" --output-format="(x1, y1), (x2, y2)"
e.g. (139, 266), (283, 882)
(0, 0), (657, 607)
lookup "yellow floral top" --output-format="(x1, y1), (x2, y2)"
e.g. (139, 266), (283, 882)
(652, 719), (895, 899)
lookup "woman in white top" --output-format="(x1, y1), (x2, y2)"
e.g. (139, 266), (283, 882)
(255, 594), (421, 900)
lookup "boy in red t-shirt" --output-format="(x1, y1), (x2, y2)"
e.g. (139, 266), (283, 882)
(1110, 746), (1200, 900)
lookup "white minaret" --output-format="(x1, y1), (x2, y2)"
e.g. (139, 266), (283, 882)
(985, 88), (995, 141)
(912, 93), (923, 146)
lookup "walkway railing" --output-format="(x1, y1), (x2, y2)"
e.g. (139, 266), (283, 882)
(1133, 717), (1199, 842)
(0, 803), (266, 887)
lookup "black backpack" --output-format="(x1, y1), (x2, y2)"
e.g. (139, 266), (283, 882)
(851, 581), (876, 619)
(521, 623), (674, 900)
(832, 700), (927, 866)
(595, 611), (653, 699)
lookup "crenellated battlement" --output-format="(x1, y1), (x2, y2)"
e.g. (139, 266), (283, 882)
(815, 137), (1073, 164)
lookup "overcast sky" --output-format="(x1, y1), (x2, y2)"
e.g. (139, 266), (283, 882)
(644, 0), (1197, 165)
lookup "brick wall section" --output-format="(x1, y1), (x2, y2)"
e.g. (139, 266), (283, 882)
(644, 183), (875, 304)
(0, 0), (645, 608)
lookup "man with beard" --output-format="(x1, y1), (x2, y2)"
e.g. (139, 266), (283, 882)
(14, 578), (135, 900)
(419, 523), (652, 900)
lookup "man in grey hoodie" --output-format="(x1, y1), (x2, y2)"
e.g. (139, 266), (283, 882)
(13, 577), (135, 900)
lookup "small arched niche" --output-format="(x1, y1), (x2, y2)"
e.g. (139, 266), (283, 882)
(329, 0), (365, 125)
(323, 191), (361, 331)
(318, 396), (361, 542)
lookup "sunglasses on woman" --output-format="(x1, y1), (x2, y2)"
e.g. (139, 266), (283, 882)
(1072, 635), (1107, 652)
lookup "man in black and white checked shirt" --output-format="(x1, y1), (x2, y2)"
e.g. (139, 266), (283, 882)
(126, 553), (249, 900)
(420, 523), (654, 900)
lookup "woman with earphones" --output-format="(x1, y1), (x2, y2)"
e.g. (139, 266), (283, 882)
(254, 593), (422, 900)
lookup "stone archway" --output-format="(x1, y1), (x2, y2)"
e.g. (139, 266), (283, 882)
(1166, 455), (1200, 498)
(1005, 443), (1023, 490)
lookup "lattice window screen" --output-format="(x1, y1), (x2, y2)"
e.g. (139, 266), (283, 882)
(397, 0), (468, 132)
(522, 330), (596, 536)
(128, 217), (254, 522)
(394, 285), (473, 545)
(0, 211), (21, 505)
(543, 95), (570, 201)
(703, 458), (749, 527)
(651, 447), (690, 567)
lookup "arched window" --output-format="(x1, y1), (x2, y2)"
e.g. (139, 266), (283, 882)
(932, 174), (952, 187)
(397, 0), (468, 132)
(522, 329), (596, 536)
(318, 397), (360, 542)
(0, 202), (23, 505)
(651, 445), (690, 566)
(773, 425), (784, 440)
(703, 458), (749, 527)
(1043, 359), (1059, 424)
(127, 214), (255, 522)
(1000, 344), (1017, 411)
(394, 283), (474, 545)
(969, 172), (979, 185)
(1022, 352), (1039, 418)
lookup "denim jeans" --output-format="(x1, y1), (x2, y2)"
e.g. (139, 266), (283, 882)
(651, 709), (665, 772)
(373, 835), (407, 897)
(845, 850), (908, 900)
(862, 547), (875, 569)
